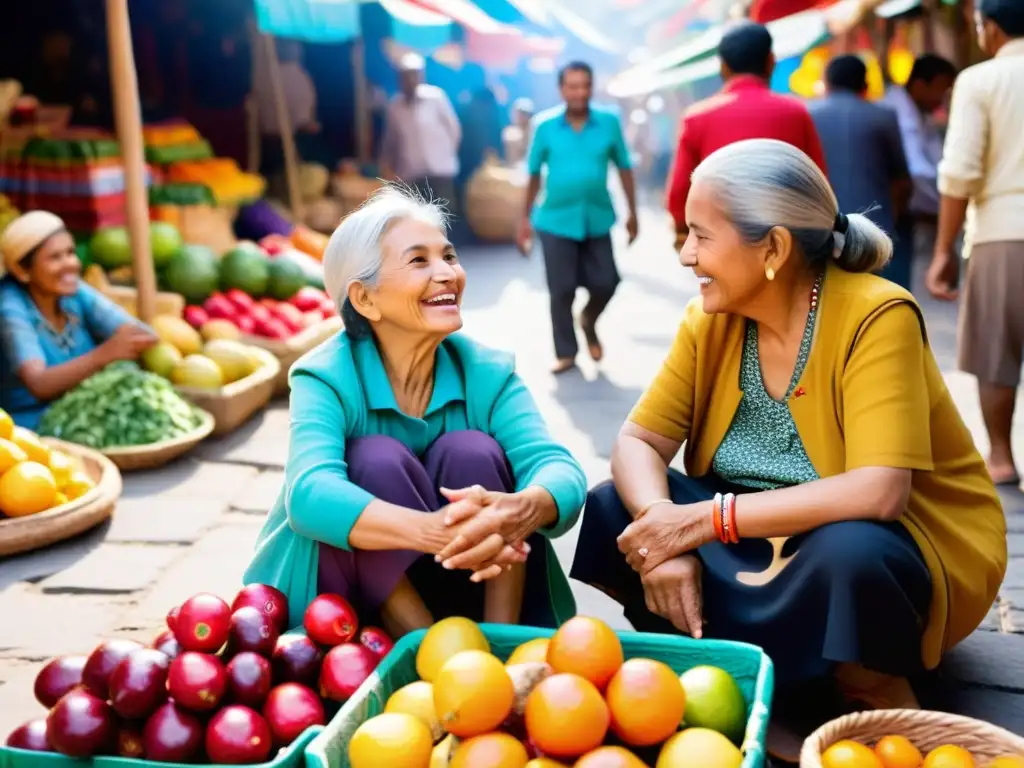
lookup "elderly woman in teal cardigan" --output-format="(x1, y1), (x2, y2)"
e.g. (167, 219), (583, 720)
(244, 186), (587, 636)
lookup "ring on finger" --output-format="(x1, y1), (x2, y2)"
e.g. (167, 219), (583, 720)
(638, 547), (649, 558)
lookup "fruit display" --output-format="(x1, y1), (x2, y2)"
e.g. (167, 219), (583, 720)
(38, 363), (207, 449)
(3, 585), (393, 764)
(0, 193), (21, 242)
(183, 286), (335, 342)
(345, 616), (750, 768)
(0, 410), (96, 518)
(822, 736), (1023, 768)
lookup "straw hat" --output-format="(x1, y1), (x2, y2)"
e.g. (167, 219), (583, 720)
(0, 210), (66, 278)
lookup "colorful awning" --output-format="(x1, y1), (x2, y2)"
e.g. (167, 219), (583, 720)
(253, 0), (362, 42)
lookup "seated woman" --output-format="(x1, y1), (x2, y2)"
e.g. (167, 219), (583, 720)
(244, 185), (586, 636)
(0, 211), (157, 429)
(572, 140), (1005, 747)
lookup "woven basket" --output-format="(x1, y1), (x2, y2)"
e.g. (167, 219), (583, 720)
(0, 439), (122, 558)
(100, 409), (215, 472)
(243, 316), (343, 395)
(174, 351), (280, 436)
(801, 709), (1024, 768)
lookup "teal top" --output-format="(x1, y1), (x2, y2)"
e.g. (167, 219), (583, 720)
(712, 276), (823, 490)
(243, 331), (588, 630)
(528, 105), (632, 241)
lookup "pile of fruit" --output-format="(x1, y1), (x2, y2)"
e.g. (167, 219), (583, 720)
(822, 736), (1023, 768)
(143, 315), (271, 390)
(0, 193), (21, 240)
(38, 363), (207, 449)
(4, 586), (394, 765)
(183, 285), (335, 343)
(349, 616), (749, 768)
(0, 410), (96, 519)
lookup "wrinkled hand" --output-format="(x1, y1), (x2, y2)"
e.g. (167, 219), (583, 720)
(642, 555), (704, 637)
(103, 324), (158, 363)
(925, 249), (960, 301)
(618, 501), (716, 575)
(435, 486), (535, 581)
(626, 213), (639, 245)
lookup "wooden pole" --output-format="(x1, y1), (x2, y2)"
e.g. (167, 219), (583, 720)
(352, 40), (371, 166)
(262, 34), (304, 223)
(106, 0), (156, 322)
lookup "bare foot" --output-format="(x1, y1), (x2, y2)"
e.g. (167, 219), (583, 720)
(986, 461), (1020, 486)
(551, 357), (576, 375)
(579, 317), (603, 362)
(835, 664), (920, 710)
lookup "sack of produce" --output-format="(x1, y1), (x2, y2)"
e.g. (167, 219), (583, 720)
(38, 363), (208, 450)
(465, 154), (525, 242)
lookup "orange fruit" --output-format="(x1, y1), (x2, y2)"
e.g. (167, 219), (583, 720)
(348, 712), (433, 768)
(450, 732), (529, 768)
(417, 617), (490, 682)
(657, 728), (742, 768)
(386, 681), (443, 741)
(48, 450), (74, 489)
(53, 492), (69, 507)
(62, 471), (95, 501)
(923, 746), (974, 768)
(525, 760), (568, 768)
(11, 427), (50, 465)
(507, 637), (550, 666)
(875, 736), (923, 768)
(0, 408), (13, 440)
(546, 616), (623, 690)
(823, 740), (886, 768)
(0, 461), (58, 517)
(990, 758), (1024, 768)
(524, 673), (609, 760)
(575, 745), (649, 767)
(433, 650), (514, 738)
(606, 658), (686, 747)
(0, 438), (28, 474)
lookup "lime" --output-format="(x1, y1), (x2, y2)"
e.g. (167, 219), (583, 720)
(679, 665), (747, 744)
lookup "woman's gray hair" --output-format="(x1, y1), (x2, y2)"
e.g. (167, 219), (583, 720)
(322, 183), (449, 338)
(691, 139), (892, 274)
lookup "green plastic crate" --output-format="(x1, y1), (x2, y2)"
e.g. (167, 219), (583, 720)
(305, 624), (774, 768)
(0, 725), (322, 768)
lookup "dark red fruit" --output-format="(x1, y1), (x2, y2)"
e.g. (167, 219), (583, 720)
(34, 655), (87, 708)
(82, 639), (144, 699)
(109, 648), (170, 719)
(152, 630), (181, 660)
(45, 689), (116, 757)
(205, 706), (273, 764)
(262, 683), (326, 748)
(319, 643), (379, 703)
(231, 584), (289, 634)
(226, 651), (273, 708)
(167, 652), (227, 712)
(303, 594), (358, 647)
(358, 627), (394, 660)
(228, 606), (280, 657)
(271, 633), (322, 686)
(142, 701), (204, 763)
(166, 605), (180, 633)
(5, 720), (50, 751)
(116, 723), (146, 758)
(174, 593), (231, 653)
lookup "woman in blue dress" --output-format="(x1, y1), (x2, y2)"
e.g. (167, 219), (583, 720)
(0, 211), (157, 429)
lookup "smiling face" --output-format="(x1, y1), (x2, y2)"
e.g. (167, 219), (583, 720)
(13, 230), (81, 297)
(349, 217), (465, 338)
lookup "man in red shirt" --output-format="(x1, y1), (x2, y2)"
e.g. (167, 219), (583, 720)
(666, 23), (827, 244)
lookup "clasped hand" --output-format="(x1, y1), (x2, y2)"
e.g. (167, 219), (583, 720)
(616, 501), (716, 575)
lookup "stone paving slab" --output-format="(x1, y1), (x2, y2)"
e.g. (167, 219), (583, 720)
(104, 497), (227, 543)
(195, 404), (290, 468)
(120, 459), (258, 502)
(39, 544), (181, 594)
(230, 469), (285, 514)
(0, 584), (128, 659)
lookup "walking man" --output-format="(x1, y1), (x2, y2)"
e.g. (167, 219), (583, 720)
(517, 61), (638, 374)
(927, 0), (1024, 485)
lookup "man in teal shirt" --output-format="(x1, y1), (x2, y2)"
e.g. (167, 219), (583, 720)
(517, 61), (638, 374)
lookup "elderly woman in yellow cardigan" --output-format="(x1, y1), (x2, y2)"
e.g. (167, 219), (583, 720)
(572, 140), (1005, 753)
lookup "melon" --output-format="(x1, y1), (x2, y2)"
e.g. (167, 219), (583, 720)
(164, 245), (220, 305)
(220, 244), (270, 297)
(202, 339), (256, 383)
(140, 341), (183, 378)
(170, 354), (225, 389)
(150, 221), (183, 269)
(266, 258), (306, 301)
(89, 227), (132, 270)
(151, 315), (203, 356)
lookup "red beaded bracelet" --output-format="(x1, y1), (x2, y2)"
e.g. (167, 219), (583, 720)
(724, 493), (739, 543)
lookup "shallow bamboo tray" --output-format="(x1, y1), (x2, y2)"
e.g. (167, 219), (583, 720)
(801, 709), (1024, 768)
(0, 439), (122, 558)
(99, 409), (215, 471)
(243, 316), (343, 395)
(174, 351), (280, 436)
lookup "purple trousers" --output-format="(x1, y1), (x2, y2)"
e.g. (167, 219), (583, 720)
(317, 431), (554, 625)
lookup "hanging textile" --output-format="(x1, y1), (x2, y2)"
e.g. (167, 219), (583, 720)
(252, 0), (361, 42)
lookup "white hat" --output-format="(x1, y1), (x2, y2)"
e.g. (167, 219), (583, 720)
(0, 210), (67, 274)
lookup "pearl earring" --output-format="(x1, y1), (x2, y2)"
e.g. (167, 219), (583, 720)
(765, 266), (775, 281)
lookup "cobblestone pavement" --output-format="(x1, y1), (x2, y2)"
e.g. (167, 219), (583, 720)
(1, 209), (1022, 734)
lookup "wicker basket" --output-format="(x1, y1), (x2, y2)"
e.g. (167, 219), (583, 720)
(801, 709), (1024, 768)
(243, 316), (343, 395)
(174, 350), (279, 436)
(0, 439), (122, 558)
(100, 409), (215, 472)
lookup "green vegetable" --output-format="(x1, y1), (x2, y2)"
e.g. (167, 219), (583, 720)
(38, 363), (205, 449)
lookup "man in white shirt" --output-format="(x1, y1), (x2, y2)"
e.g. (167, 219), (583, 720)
(927, 0), (1024, 487)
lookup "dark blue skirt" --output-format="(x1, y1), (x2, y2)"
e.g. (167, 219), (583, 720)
(570, 471), (932, 686)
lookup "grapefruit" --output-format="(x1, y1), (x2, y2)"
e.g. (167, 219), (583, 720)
(606, 658), (686, 746)
(657, 728), (743, 768)
(523, 673), (609, 759)
(348, 713), (433, 768)
(433, 650), (514, 738)
(164, 245), (220, 305)
(150, 222), (183, 269)
(416, 617), (489, 682)
(89, 226), (132, 269)
(220, 244), (270, 297)
(679, 666), (747, 744)
(546, 617), (623, 690)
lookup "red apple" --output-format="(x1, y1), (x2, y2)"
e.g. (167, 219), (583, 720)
(303, 594), (358, 647)
(248, 304), (272, 325)
(258, 298), (278, 311)
(320, 299), (337, 318)
(262, 683), (325, 748)
(5, 720), (50, 751)
(174, 593), (231, 653)
(109, 648), (170, 719)
(82, 639), (144, 699)
(271, 303), (304, 333)
(228, 606), (280, 657)
(34, 655), (86, 708)
(142, 701), (204, 763)
(226, 651), (273, 708)
(46, 689), (115, 757)
(236, 314), (256, 335)
(203, 293), (239, 322)
(183, 306), (209, 329)
(166, 605), (180, 632)
(116, 722), (146, 759)
(358, 627), (394, 660)
(152, 630), (181, 659)
(225, 289), (255, 313)
(205, 706), (273, 764)
(301, 310), (323, 328)
(319, 643), (378, 703)
(232, 584), (289, 634)
(290, 287), (327, 313)
(167, 652), (227, 712)
(255, 317), (291, 340)
(271, 633), (322, 687)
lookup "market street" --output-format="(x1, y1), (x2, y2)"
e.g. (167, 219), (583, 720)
(1, 209), (1022, 734)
